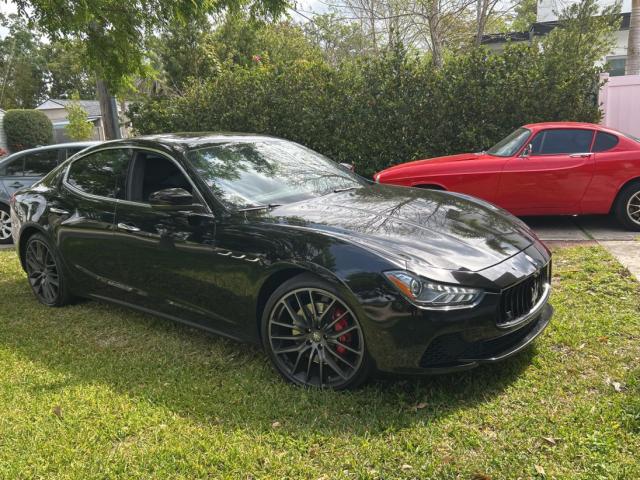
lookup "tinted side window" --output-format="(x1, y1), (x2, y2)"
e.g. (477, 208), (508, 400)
(128, 152), (193, 203)
(2, 156), (24, 176)
(531, 129), (594, 155)
(592, 132), (619, 152)
(23, 150), (60, 176)
(67, 149), (131, 199)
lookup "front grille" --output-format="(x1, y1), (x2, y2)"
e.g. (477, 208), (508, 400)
(498, 263), (550, 325)
(419, 318), (540, 367)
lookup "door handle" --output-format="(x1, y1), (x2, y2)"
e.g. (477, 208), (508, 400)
(569, 153), (592, 158)
(117, 222), (141, 232)
(49, 207), (70, 215)
(9, 182), (24, 188)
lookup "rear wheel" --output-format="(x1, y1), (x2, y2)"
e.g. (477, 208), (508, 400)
(261, 274), (371, 389)
(24, 233), (72, 306)
(0, 205), (12, 244)
(613, 181), (640, 231)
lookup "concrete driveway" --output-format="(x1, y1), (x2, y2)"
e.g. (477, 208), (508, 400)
(523, 215), (640, 281)
(1, 215), (639, 278)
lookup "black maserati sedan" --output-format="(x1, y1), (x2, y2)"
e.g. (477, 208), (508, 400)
(10, 134), (553, 389)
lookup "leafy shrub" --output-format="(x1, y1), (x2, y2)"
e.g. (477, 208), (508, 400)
(3, 110), (53, 152)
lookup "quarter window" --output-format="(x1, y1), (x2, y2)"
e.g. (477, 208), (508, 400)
(592, 132), (619, 152)
(530, 129), (594, 155)
(67, 149), (131, 199)
(23, 150), (59, 176)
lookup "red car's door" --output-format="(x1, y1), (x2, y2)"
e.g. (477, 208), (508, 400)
(498, 128), (596, 215)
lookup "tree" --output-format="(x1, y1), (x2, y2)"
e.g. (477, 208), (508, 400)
(64, 94), (94, 140)
(12, 0), (290, 138)
(44, 39), (96, 99)
(627, 0), (640, 75)
(0, 14), (48, 109)
(510, 0), (536, 32)
(148, 14), (221, 94)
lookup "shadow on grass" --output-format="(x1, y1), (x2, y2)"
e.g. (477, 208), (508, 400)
(0, 278), (537, 437)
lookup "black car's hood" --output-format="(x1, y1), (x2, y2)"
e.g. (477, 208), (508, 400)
(265, 185), (536, 272)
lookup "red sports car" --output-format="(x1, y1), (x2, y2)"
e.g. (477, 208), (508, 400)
(374, 122), (640, 230)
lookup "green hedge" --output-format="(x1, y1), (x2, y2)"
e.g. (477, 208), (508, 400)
(129, 43), (603, 177)
(3, 110), (53, 152)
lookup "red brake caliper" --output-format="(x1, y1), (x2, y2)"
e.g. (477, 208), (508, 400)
(331, 306), (352, 355)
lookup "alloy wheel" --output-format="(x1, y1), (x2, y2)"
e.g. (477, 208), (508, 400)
(0, 209), (11, 241)
(268, 288), (365, 388)
(25, 239), (60, 304)
(627, 191), (640, 226)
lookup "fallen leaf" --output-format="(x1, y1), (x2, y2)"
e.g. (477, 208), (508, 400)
(271, 421), (281, 428)
(541, 436), (557, 446)
(612, 381), (625, 392)
(51, 405), (63, 419)
(535, 465), (546, 476)
(401, 464), (413, 471)
(471, 474), (491, 480)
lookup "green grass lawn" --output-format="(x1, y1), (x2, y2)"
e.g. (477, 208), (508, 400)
(0, 246), (638, 479)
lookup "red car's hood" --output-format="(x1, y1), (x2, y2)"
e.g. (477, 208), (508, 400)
(377, 152), (490, 179)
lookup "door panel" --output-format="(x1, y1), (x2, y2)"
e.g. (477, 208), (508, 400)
(498, 129), (596, 215)
(111, 149), (235, 334)
(112, 202), (227, 331)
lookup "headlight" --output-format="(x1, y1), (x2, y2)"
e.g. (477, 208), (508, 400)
(384, 270), (483, 309)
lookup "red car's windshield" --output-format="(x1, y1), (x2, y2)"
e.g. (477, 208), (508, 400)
(486, 128), (531, 157)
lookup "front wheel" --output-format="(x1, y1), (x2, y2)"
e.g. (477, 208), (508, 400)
(613, 181), (640, 231)
(261, 273), (371, 389)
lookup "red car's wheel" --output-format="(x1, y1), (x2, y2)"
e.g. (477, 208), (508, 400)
(613, 181), (640, 231)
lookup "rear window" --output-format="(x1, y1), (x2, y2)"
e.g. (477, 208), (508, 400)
(592, 132), (619, 152)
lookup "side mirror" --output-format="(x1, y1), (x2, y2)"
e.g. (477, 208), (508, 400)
(340, 162), (355, 172)
(149, 188), (194, 208)
(521, 144), (533, 158)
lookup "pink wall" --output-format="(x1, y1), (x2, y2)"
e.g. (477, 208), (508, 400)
(599, 73), (640, 137)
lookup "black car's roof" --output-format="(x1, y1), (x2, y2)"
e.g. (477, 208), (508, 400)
(126, 133), (285, 151)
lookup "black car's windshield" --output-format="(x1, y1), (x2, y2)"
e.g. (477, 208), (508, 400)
(486, 128), (531, 157)
(187, 140), (365, 210)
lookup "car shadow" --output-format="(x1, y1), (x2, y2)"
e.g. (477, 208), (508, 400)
(0, 278), (537, 437)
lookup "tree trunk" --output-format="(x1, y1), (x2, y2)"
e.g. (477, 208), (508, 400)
(627, 0), (640, 75)
(475, 0), (489, 46)
(96, 79), (121, 140)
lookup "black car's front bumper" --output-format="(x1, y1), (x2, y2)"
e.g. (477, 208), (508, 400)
(356, 245), (553, 375)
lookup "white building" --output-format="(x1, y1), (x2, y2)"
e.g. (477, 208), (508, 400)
(482, 0), (632, 75)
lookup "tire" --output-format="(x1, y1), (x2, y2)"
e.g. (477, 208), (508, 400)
(261, 273), (371, 389)
(23, 233), (73, 307)
(613, 181), (640, 231)
(0, 204), (13, 244)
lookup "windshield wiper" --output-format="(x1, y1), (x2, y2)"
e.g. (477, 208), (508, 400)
(237, 203), (282, 212)
(332, 186), (361, 193)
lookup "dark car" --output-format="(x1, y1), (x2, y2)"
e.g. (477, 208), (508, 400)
(10, 134), (553, 389)
(0, 142), (99, 243)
